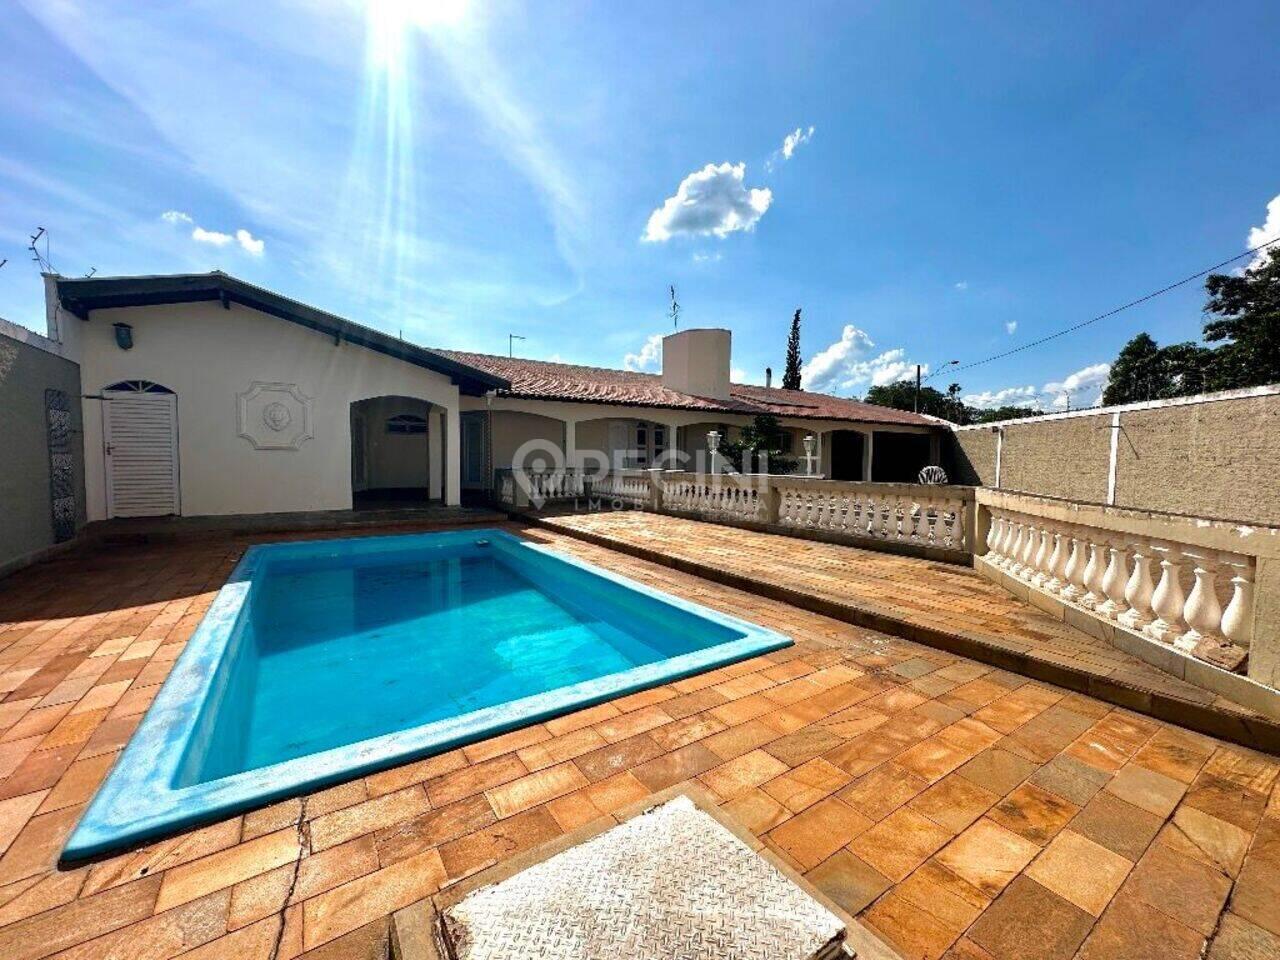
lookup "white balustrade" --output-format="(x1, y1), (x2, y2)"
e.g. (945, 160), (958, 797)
(773, 479), (970, 551)
(595, 471), (651, 506)
(981, 505), (1258, 672)
(663, 477), (765, 523)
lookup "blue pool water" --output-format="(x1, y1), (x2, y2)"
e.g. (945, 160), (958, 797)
(64, 529), (790, 861)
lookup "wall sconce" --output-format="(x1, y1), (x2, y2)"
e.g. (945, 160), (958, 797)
(113, 322), (133, 351)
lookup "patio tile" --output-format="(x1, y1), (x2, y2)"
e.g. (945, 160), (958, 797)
(909, 774), (999, 833)
(966, 876), (1093, 960)
(1069, 792), (1163, 861)
(437, 807), (562, 881)
(895, 736), (973, 784)
(592, 705), (672, 744)
(1075, 889), (1206, 960)
(761, 727), (845, 767)
(847, 806), (954, 882)
(933, 818), (1039, 898)
(1206, 913), (1280, 960)
(956, 748), (1038, 797)
(863, 888), (963, 960)
(485, 761), (588, 818)
(1163, 805), (1251, 877)
(721, 788), (790, 835)
(700, 749), (789, 801)
(1225, 816), (1280, 936)
(1102, 762), (1186, 818)
(571, 732), (665, 783)
(804, 849), (891, 915)
(1131, 729), (1214, 783)
(838, 763), (929, 822)
(0, 804), (83, 886)
(895, 860), (990, 933)
(308, 786), (429, 852)
(302, 848), (445, 951)
(1028, 754), (1109, 806)
(1200, 748), (1280, 795)
(1123, 840), (1232, 936)
(81, 818), (244, 896)
(630, 742), (721, 792)
(987, 782), (1078, 846)
(762, 758), (851, 812)
(372, 795), (496, 867)
(155, 827), (302, 913)
(1181, 773), (1267, 833)
(1025, 829), (1133, 916)
(0, 875), (162, 960)
(703, 719), (779, 760)
(767, 797), (872, 870)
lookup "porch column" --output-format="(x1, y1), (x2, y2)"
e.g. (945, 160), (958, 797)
(564, 418), (577, 471)
(428, 410), (443, 500)
(863, 430), (874, 481)
(444, 405), (461, 506)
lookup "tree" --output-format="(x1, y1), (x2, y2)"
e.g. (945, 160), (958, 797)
(946, 382), (965, 424)
(1202, 245), (1280, 390)
(718, 414), (799, 474)
(865, 380), (1040, 424)
(782, 308), (803, 389)
(1103, 332), (1161, 406)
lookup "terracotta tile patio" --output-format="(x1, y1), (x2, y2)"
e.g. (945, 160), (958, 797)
(0, 520), (1277, 960)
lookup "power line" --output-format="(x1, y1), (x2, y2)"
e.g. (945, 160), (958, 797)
(954, 234), (1280, 375)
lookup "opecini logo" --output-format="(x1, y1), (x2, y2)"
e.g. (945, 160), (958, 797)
(509, 438), (781, 511)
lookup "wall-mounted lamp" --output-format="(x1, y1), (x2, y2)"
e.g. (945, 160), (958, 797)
(113, 322), (133, 351)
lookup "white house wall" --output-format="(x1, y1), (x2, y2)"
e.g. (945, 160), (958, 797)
(70, 300), (461, 520)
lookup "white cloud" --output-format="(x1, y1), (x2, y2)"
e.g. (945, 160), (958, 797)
(643, 162), (772, 242)
(623, 333), (664, 371)
(1246, 194), (1280, 269)
(963, 385), (1040, 410)
(953, 281), (968, 291)
(191, 226), (233, 247)
(236, 228), (265, 255)
(781, 125), (815, 160)
(800, 325), (922, 394)
(1044, 362), (1110, 409)
(160, 210), (192, 224)
(1005, 320), (1018, 334)
(967, 361), (1112, 412)
(692, 251), (723, 264)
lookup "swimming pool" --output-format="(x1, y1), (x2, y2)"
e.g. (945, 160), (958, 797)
(63, 529), (791, 861)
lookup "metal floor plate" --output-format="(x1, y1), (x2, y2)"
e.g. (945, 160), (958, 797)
(440, 795), (846, 960)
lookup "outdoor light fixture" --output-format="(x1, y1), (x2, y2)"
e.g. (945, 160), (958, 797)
(112, 322), (133, 350)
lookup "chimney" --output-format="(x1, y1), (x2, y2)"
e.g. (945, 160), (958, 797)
(661, 328), (731, 401)
(765, 367), (772, 389)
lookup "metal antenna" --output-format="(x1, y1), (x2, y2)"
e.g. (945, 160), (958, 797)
(28, 228), (54, 273)
(508, 333), (526, 357)
(85, 267), (97, 278)
(668, 285), (680, 330)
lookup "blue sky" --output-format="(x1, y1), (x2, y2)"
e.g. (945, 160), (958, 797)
(2, 1), (1278, 410)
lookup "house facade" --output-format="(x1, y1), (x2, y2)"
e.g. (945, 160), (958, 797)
(42, 272), (943, 522)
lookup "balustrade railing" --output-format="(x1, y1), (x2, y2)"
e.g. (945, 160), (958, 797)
(773, 478), (970, 551)
(494, 468), (583, 506)
(593, 470), (651, 507)
(982, 502), (1255, 670)
(661, 474), (768, 523)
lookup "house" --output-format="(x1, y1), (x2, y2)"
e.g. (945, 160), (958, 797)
(41, 271), (943, 522)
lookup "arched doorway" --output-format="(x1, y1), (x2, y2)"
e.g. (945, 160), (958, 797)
(350, 397), (435, 509)
(102, 380), (180, 517)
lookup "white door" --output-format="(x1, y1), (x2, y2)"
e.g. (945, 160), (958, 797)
(103, 389), (180, 517)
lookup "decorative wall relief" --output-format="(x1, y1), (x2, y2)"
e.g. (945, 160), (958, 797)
(45, 388), (77, 542)
(237, 382), (313, 450)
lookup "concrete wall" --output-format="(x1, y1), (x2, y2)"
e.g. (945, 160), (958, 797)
(63, 299), (461, 518)
(0, 321), (85, 574)
(948, 386), (1280, 524)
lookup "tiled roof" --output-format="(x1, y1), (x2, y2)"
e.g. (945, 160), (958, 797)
(435, 350), (938, 427)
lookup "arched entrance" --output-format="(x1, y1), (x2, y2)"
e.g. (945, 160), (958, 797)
(350, 396), (436, 509)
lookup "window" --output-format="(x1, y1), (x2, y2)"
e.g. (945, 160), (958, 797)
(386, 414), (427, 435)
(105, 380), (174, 394)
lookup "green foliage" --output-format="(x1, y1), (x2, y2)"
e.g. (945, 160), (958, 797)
(718, 414), (799, 474)
(782, 309), (803, 390)
(865, 381), (1039, 425)
(1202, 245), (1280, 390)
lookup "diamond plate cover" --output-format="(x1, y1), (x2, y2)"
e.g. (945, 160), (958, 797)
(441, 795), (846, 960)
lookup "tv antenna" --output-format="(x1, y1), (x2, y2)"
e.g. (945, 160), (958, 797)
(668, 285), (680, 330)
(508, 333), (526, 357)
(28, 228), (55, 273)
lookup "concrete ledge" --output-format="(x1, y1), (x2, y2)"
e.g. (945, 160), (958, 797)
(523, 512), (1280, 755)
